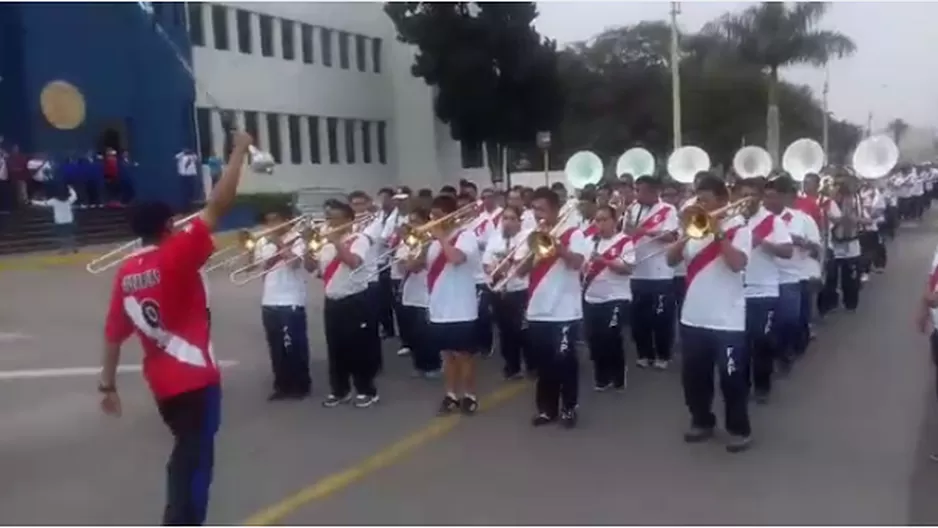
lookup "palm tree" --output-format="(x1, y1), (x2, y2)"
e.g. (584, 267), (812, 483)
(886, 118), (910, 147)
(703, 3), (856, 164)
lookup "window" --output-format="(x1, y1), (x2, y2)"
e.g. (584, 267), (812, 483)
(460, 142), (484, 169)
(377, 121), (387, 164)
(355, 35), (367, 72)
(211, 5), (229, 51)
(281, 19), (295, 60)
(371, 38), (383, 73)
(266, 114), (282, 163)
(196, 108), (213, 160)
(187, 3), (204, 46)
(308, 116), (321, 164)
(361, 121), (372, 164)
(300, 24), (313, 64)
(326, 117), (339, 164)
(259, 15), (273, 57)
(244, 111), (260, 148)
(344, 119), (356, 163)
(287, 115), (302, 164)
(236, 9), (251, 54)
(320, 28), (333, 67)
(338, 31), (350, 69)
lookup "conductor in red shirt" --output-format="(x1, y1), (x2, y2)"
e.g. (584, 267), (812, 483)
(99, 131), (253, 525)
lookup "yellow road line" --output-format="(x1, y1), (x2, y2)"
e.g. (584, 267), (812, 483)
(243, 381), (530, 526)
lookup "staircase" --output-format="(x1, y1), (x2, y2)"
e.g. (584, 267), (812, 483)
(0, 206), (135, 255)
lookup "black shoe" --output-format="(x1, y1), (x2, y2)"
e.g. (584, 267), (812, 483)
(726, 435), (752, 453)
(322, 394), (352, 408)
(683, 426), (714, 443)
(267, 390), (290, 401)
(593, 382), (614, 392)
(437, 395), (460, 415)
(753, 391), (770, 405)
(460, 395), (479, 415)
(531, 412), (556, 427)
(560, 409), (578, 429)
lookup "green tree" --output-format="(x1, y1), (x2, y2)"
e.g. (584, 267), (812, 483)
(384, 2), (563, 181)
(886, 118), (910, 147)
(702, 2), (856, 164)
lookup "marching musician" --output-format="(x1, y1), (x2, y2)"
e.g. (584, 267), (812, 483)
(481, 187), (505, 229)
(375, 187), (400, 340)
(625, 175), (679, 370)
(316, 201), (380, 408)
(100, 131), (252, 525)
(507, 187), (537, 231)
(425, 195), (482, 415)
(483, 205), (533, 379)
(252, 208), (312, 401)
(820, 170), (863, 315)
(396, 207), (442, 378)
(736, 178), (792, 403)
(387, 187), (413, 357)
(459, 192), (495, 357)
(459, 179), (479, 201)
(858, 180), (887, 279)
(660, 180), (687, 311)
(516, 187), (590, 428)
(583, 205), (635, 392)
(578, 187), (599, 235)
(665, 173), (753, 453)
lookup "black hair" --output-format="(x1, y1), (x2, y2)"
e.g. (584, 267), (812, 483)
(695, 173), (729, 200)
(397, 185), (413, 196)
(596, 204), (618, 219)
(578, 187), (597, 202)
(330, 202), (355, 221)
(736, 177), (766, 193)
(431, 194), (458, 214)
(377, 187), (394, 197)
(439, 185), (457, 196)
(531, 187), (561, 210)
(417, 188), (433, 198)
(662, 179), (683, 192)
(550, 182), (566, 192)
(502, 204), (524, 218)
(803, 172), (820, 183)
(265, 204), (293, 220)
(460, 180), (478, 192)
(693, 171), (709, 184)
(634, 175), (659, 188)
(347, 190), (369, 202)
(456, 192), (474, 204)
(409, 206), (430, 222)
(458, 178), (470, 187)
(765, 175), (796, 195)
(130, 202), (174, 244)
(323, 198), (344, 210)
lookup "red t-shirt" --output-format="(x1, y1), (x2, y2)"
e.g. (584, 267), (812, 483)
(104, 154), (118, 180)
(104, 217), (218, 400)
(794, 195), (823, 227)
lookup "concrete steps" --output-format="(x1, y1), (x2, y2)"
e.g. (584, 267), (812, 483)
(0, 206), (134, 255)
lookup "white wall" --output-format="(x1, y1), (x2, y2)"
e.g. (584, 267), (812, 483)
(189, 1), (481, 196)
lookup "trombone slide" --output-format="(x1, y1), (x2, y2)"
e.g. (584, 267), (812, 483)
(85, 211), (201, 274)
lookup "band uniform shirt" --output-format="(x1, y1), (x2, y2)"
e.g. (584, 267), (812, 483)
(859, 189), (886, 232)
(482, 229), (530, 293)
(377, 208), (398, 267)
(743, 207), (791, 298)
(385, 212), (408, 281)
(626, 201), (679, 281)
(426, 230), (480, 323)
(518, 227), (590, 322)
(255, 237), (308, 307)
(583, 233), (636, 304)
(317, 233), (371, 300)
(104, 217), (218, 400)
(777, 208), (819, 282)
(521, 208), (538, 231)
(680, 216), (751, 332)
(395, 243), (430, 308)
(468, 213), (494, 285)
(828, 200), (861, 260)
(361, 214), (385, 284)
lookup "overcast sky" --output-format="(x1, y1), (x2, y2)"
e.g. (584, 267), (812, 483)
(535, 1), (938, 132)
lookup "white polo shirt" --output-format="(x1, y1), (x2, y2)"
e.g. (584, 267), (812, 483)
(626, 201), (679, 281)
(482, 229), (530, 293)
(316, 233), (371, 300)
(426, 230), (480, 323)
(517, 226), (590, 322)
(395, 244), (429, 308)
(776, 208), (819, 283)
(583, 232), (635, 304)
(743, 207), (791, 298)
(255, 237), (308, 306)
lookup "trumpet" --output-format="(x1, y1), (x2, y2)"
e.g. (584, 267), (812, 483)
(203, 214), (316, 274)
(86, 212), (201, 274)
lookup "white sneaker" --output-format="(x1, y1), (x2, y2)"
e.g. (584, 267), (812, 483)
(636, 359), (651, 369)
(353, 394), (380, 408)
(653, 359), (670, 370)
(861, 273), (870, 283)
(397, 347), (411, 356)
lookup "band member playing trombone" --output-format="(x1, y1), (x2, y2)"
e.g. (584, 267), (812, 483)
(350, 190), (393, 348)
(735, 178), (793, 402)
(316, 202), (380, 408)
(386, 187), (412, 357)
(426, 195), (482, 415)
(583, 205), (635, 392)
(100, 131), (252, 525)
(456, 192), (495, 357)
(625, 175), (679, 370)
(516, 187), (590, 428)
(251, 208), (313, 401)
(396, 207), (442, 378)
(665, 174), (753, 453)
(507, 187), (537, 231)
(483, 205), (533, 379)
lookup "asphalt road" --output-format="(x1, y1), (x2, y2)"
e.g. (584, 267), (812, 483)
(1, 218), (937, 525)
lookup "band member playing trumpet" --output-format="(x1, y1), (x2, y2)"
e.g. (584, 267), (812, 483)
(583, 205), (635, 391)
(316, 202), (380, 408)
(483, 205), (533, 379)
(735, 178), (793, 402)
(396, 207), (442, 378)
(516, 187), (590, 428)
(101, 131), (252, 525)
(252, 207), (313, 401)
(426, 195), (482, 415)
(625, 176), (680, 370)
(665, 174), (753, 453)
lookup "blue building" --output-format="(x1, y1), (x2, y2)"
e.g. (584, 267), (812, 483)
(0, 2), (196, 207)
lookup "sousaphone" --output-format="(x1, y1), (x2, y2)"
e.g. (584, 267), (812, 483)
(615, 148), (655, 179)
(732, 146), (773, 180)
(667, 146), (711, 184)
(852, 135), (899, 180)
(564, 150), (605, 190)
(782, 138), (825, 182)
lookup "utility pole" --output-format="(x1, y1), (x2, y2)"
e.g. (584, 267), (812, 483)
(670, 2), (682, 150)
(821, 66), (829, 164)
(866, 111), (873, 138)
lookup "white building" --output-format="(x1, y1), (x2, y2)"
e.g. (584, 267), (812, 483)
(187, 1), (493, 195)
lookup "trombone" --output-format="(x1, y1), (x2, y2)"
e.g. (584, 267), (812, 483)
(489, 203), (577, 292)
(202, 214), (316, 274)
(85, 211), (201, 274)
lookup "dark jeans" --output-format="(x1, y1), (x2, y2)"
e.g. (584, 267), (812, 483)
(819, 257), (861, 314)
(630, 279), (676, 361)
(391, 279), (407, 347)
(528, 320), (581, 418)
(680, 325), (750, 437)
(858, 230), (886, 272)
(53, 222), (76, 251)
(491, 289), (530, 376)
(794, 280), (815, 355)
(775, 283), (802, 365)
(745, 296), (777, 395)
(324, 291), (379, 397)
(156, 384), (221, 526)
(0, 179), (13, 211)
(672, 275), (687, 315)
(376, 268), (396, 338)
(475, 284), (494, 353)
(398, 304), (441, 373)
(261, 305), (311, 395)
(931, 331), (938, 402)
(584, 299), (629, 388)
